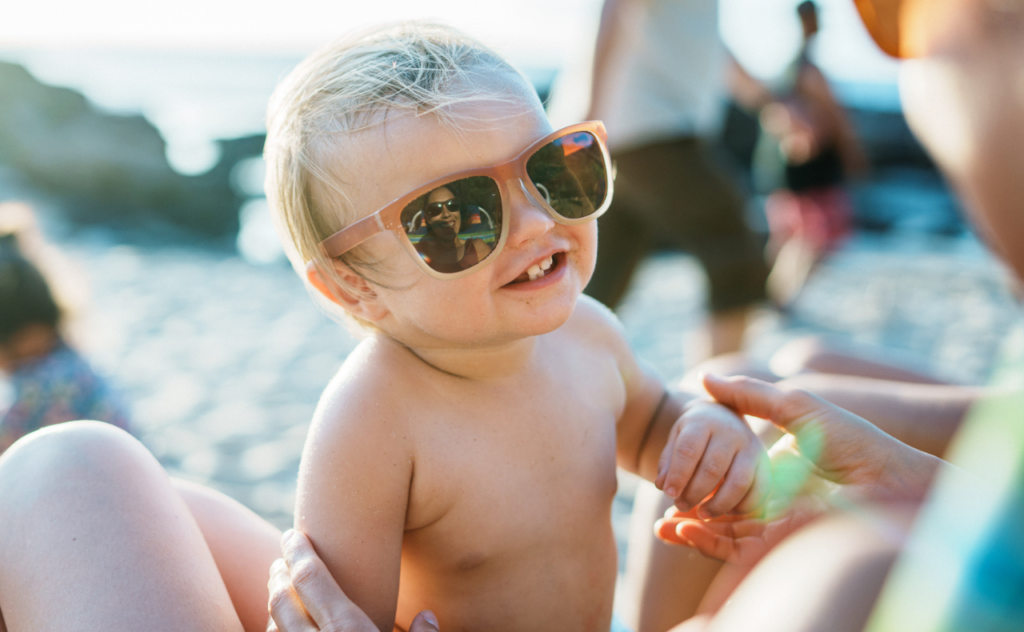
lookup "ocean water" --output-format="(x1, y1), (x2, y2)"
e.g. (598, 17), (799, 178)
(0, 0), (901, 176)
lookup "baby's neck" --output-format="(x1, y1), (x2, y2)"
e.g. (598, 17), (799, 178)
(399, 336), (540, 381)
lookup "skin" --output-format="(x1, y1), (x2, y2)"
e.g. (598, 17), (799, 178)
(297, 76), (768, 632)
(278, 4), (1024, 631)
(10, 4), (1019, 629)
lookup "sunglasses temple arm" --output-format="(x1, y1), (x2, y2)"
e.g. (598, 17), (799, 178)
(319, 212), (387, 258)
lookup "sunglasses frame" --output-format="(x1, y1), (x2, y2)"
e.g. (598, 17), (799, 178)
(318, 120), (613, 280)
(853, 0), (905, 58)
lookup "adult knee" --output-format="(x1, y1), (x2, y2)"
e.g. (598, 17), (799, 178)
(0, 421), (152, 511)
(769, 335), (834, 377)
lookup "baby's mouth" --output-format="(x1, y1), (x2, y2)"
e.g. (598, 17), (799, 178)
(510, 255), (555, 284)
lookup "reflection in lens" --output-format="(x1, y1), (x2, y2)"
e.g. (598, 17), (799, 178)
(526, 132), (608, 219)
(400, 176), (502, 274)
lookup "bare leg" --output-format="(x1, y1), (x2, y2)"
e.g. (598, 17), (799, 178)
(770, 336), (950, 385)
(704, 307), (753, 360)
(0, 421), (259, 632)
(174, 480), (283, 632)
(695, 508), (912, 632)
(619, 484), (725, 632)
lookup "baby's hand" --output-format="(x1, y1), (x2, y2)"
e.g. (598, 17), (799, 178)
(654, 399), (769, 517)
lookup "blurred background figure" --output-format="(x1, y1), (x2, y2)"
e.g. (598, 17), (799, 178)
(0, 203), (130, 453)
(732, 0), (869, 307)
(582, 0), (768, 362)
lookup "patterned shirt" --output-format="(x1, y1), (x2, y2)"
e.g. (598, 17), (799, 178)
(0, 342), (130, 452)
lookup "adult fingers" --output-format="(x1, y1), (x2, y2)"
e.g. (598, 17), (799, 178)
(280, 530), (376, 632)
(677, 522), (775, 567)
(674, 521), (740, 562)
(408, 610), (441, 632)
(660, 423), (712, 508)
(702, 374), (821, 435)
(268, 557), (317, 632)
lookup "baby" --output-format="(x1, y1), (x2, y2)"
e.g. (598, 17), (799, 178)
(264, 24), (768, 632)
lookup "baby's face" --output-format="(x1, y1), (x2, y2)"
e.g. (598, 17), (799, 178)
(333, 82), (597, 349)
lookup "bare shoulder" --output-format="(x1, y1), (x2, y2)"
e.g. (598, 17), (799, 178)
(309, 334), (421, 451)
(562, 294), (633, 362)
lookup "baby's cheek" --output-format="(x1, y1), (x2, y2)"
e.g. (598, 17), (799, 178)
(575, 222), (599, 284)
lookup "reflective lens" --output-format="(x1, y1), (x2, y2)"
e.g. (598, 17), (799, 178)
(526, 131), (608, 219)
(400, 176), (503, 274)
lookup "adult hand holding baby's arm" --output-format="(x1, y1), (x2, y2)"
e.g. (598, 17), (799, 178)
(655, 395), (771, 518)
(268, 530), (440, 632)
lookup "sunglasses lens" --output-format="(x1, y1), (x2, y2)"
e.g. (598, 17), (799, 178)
(400, 176), (503, 274)
(526, 131), (608, 220)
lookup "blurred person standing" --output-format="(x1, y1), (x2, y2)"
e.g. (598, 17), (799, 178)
(0, 203), (130, 453)
(584, 0), (768, 360)
(751, 1), (868, 306)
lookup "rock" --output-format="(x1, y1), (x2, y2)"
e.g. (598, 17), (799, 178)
(0, 61), (252, 236)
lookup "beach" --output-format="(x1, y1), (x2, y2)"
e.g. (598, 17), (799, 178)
(10, 223), (1015, 576)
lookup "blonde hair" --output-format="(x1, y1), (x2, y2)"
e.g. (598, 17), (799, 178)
(264, 22), (530, 332)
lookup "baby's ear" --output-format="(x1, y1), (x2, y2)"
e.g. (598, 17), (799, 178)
(305, 260), (389, 322)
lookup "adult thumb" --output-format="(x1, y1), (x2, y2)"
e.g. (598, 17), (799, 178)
(409, 610), (440, 632)
(702, 373), (822, 436)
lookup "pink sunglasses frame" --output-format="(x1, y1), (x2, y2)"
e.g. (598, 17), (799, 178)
(317, 120), (614, 280)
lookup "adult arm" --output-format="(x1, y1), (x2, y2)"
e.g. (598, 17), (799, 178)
(587, 0), (645, 120)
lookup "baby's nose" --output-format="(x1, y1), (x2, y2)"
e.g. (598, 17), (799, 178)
(505, 179), (555, 246)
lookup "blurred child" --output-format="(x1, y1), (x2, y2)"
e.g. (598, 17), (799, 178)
(0, 203), (129, 453)
(263, 24), (769, 632)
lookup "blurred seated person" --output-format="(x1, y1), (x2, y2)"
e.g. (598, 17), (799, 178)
(413, 186), (492, 273)
(0, 205), (130, 453)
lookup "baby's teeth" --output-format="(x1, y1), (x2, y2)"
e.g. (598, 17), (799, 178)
(528, 264), (542, 280)
(540, 257), (552, 271)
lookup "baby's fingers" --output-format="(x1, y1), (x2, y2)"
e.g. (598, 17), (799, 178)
(695, 449), (757, 518)
(655, 420), (683, 490)
(699, 449), (771, 518)
(733, 453), (772, 515)
(661, 424), (712, 505)
(677, 438), (733, 512)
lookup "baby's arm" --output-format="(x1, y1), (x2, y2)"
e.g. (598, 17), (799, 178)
(295, 372), (414, 632)
(577, 298), (768, 516)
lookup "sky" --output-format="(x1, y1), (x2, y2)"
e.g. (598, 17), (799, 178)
(1, 0), (901, 174)
(2, 0), (898, 82)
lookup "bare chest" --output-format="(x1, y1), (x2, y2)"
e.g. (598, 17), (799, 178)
(402, 358), (623, 571)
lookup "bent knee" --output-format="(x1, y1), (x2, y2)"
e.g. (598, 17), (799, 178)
(769, 335), (834, 377)
(0, 421), (153, 503)
(680, 353), (777, 389)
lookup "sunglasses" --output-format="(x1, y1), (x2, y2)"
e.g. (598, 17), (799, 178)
(318, 121), (613, 279)
(425, 199), (460, 218)
(853, 0), (950, 59)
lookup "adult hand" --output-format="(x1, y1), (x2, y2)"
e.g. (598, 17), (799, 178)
(267, 530), (440, 632)
(655, 374), (942, 565)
